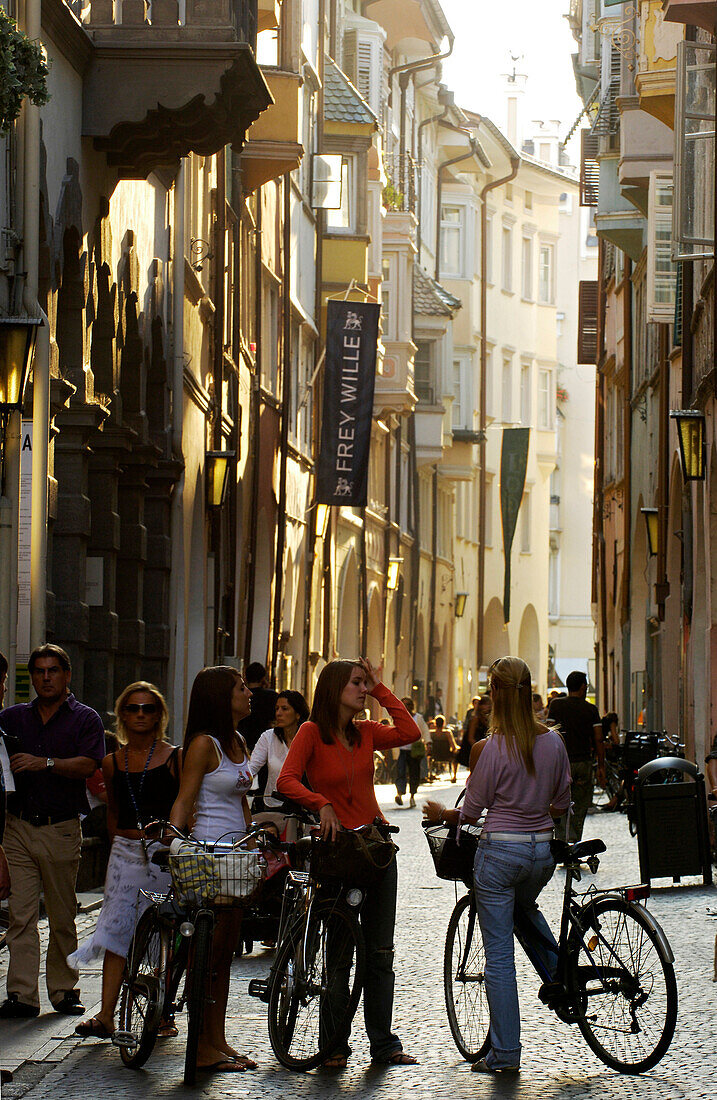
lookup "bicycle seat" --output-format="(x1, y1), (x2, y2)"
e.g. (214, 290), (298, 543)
(551, 838), (606, 864)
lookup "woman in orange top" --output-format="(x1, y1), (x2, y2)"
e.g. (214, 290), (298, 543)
(277, 657), (419, 1069)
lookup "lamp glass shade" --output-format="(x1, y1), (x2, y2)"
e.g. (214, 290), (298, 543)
(205, 451), (234, 507)
(671, 410), (705, 481)
(641, 508), (658, 557)
(386, 557), (402, 591)
(455, 592), (468, 618)
(316, 503), (330, 539)
(0, 318), (40, 409)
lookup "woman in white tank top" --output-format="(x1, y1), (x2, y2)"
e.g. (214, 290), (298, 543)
(169, 666), (256, 1075)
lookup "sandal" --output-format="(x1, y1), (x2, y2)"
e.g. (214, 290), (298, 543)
(74, 1017), (113, 1040)
(158, 1020), (179, 1038)
(197, 1059), (246, 1074)
(322, 1054), (349, 1068)
(384, 1051), (419, 1065)
(234, 1054), (257, 1069)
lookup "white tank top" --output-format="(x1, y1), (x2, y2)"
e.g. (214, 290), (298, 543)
(193, 735), (253, 843)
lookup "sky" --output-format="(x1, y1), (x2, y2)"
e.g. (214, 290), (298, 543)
(438, 0), (584, 159)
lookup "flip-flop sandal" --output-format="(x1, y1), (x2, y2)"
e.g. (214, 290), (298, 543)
(384, 1051), (419, 1065)
(197, 1059), (246, 1074)
(158, 1021), (179, 1038)
(234, 1055), (257, 1069)
(74, 1018), (113, 1040)
(322, 1054), (349, 1068)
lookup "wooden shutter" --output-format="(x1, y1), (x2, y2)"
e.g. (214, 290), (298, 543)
(578, 280), (599, 363)
(580, 130), (600, 206)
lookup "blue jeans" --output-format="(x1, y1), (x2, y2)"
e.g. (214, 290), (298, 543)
(474, 834), (558, 1069)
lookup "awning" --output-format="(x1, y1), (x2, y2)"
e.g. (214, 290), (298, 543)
(553, 658), (590, 688)
(663, 0), (716, 33)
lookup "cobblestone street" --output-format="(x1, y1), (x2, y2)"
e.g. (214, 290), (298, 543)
(2, 776), (716, 1098)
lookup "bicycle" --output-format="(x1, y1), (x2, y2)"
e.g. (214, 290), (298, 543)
(426, 824), (677, 1073)
(248, 803), (398, 1071)
(117, 822), (267, 1085)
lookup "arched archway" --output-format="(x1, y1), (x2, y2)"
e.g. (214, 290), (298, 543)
(517, 604), (540, 680)
(484, 597), (510, 665)
(337, 550), (360, 658)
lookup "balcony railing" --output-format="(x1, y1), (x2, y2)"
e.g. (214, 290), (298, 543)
(383, 151), (419, 216)
(78, 0), (257, 47)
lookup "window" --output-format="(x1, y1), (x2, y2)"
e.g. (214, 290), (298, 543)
(673, 39), (715, 260)
(485, 213), (493, 283)
(381, 256), (394, 340)
(326, 156), (355, 232)
(342, 26), (383, 117)
(577, 281), (598, 363)
(485, 477), (493, 547)
(539, 142), (551, 164)
(520, 362), (531, 426)
(505, 183), (513, 203)
(549, 547), (560, 616)
(538, 243), (555, 303)
(262, 279), (280, 392)
(520, 491), (531, 552)
(484, 343), (494, 419)
(502, 225), (513, 292)
(414, 340), (435, 404)
(521, 236), (533, 299)
(538, 368), (553, 429)
(524, 190), (533, 211)
(452, 354), (471, 429)
(501, 354), (512, 423)
(647, 172), (676, 320)
(440, 204), (464, 276)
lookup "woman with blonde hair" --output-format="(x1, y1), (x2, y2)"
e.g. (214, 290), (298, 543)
(424, 656), (571, 1074)
(73, 681), (182, 1040)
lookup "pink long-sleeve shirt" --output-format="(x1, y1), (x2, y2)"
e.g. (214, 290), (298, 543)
(461, 729), (572, 833)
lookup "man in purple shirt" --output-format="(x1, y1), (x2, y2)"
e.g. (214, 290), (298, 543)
(0, 644), (105, 1019)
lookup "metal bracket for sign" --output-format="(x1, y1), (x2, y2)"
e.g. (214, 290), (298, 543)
(297, 278), (379, 413)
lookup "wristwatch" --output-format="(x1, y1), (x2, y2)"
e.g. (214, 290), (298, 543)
(46, 757), (55, 770)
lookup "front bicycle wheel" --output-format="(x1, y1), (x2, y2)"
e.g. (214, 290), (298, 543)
(268, 899), (365, 1071)
(184, 911), (214, 1086)
(118, 906), (168, 1069)
(443, 892), (491, 1062)
(568, 897), (677, 1073)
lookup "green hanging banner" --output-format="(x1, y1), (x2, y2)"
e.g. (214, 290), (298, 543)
(499, 427), (530, 625)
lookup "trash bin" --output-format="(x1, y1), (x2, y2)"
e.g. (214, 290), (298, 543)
(634, 757), (713, 885)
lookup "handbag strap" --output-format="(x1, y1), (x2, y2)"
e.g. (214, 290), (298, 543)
(350, 830), (396, 869)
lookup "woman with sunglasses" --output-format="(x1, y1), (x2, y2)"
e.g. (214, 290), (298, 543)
(169, 666), (255, 1074)
(424, 656), (571, 1075)
(73, 682), (181, 1040)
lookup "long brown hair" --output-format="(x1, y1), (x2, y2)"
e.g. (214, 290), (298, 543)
(184, 665), (241, 756)
(114, 681), (169, 745)
(488, 656), (542, 775)
(309, 660), (362, 746)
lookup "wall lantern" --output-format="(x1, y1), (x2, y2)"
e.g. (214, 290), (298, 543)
(0, 316), (41, 489)
(455, 592), (468, 618)
(670, 409), (706, 481)
(205, 450), (235, 508)
(386, 556), (403, 591)
(640, 507), (658, 557)
(316, 502), (330, 540)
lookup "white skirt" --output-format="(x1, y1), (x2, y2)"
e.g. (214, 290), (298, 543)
(68, 836), (170, 967)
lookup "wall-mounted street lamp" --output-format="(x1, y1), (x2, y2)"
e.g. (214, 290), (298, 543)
(0, 316), (41, 491)
(455, 592), (468, 618)
(640, 508), (659, 557)
(316, 502), (330, 540)
(205, 450), (235, 508)
(670, 409), (706, 481)
(387, 556), (403, 591)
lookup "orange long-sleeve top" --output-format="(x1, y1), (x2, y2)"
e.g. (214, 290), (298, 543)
(276, 683), (419, 829)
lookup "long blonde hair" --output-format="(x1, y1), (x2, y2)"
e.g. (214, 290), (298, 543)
(114, 681), (169, 745)
(488, 656), (542, 774)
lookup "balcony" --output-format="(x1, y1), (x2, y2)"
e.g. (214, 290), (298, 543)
(362, 0), (451, 50)
(635, 0), (683, 126)
(618, 95), (674, 204)
(383, 152), (419, 219)
(596, 154), (645, 261)
(440, 431), (481, 482)
(79, 0), (272, 178)
(415, 401), (446, 465)
(374, 340), (417, 417)
(241, 68), (303, 192)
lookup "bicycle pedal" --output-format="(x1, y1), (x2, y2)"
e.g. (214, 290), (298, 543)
(537, 981), (564, 1007)
(248, 978), (270, 1003)
(111, 1030), (138, 1050)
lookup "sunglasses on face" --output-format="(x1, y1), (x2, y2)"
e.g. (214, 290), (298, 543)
(123, 703), (158, 715)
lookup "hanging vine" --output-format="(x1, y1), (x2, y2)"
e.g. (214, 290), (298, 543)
(0, 9), (50, 135)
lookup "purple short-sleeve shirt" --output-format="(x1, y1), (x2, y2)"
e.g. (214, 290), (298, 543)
(0, 693), (106, 819)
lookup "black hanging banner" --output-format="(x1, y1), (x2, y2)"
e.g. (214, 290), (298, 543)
(499, 427), (530, 624)
(316, 300), (380, 507)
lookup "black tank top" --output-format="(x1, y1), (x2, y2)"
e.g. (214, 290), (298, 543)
(112, 747), (181, 830)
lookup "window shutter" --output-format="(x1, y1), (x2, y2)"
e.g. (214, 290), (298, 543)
(647, 171), (676, 322)
(580, 130), (600, 206)
(673, 39), (715, 262)
(342, 28), (382, 117)
(673, 263), (683, 348)
(577, 280), (598, 363)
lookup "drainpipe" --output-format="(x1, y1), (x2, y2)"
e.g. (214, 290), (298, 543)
(271, 173), (292, 687)
(620, 257), (632, 630)
(243, 195), (263, 668)
(425, 463), (438, 698)
(30, 308), (50, 649)
(476, 152), (520, 673)
(169, 159), (187, 734)
(655, 323), (670, 622)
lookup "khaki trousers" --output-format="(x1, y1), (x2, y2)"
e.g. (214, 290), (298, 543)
(4, 813), (82, 1007)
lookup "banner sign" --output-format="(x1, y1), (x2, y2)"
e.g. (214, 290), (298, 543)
(316, 299), (380, 507)
(499, 427), (530, 624)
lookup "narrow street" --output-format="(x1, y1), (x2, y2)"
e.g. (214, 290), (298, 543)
(2, 777), (715, 1099)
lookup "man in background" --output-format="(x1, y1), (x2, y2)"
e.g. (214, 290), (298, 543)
(547, 670), (604, 843)
(238, 662), (278, 751)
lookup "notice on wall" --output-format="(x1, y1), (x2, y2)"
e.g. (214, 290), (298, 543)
(16, 421), (33, 663)
(315, 300), (380, 508)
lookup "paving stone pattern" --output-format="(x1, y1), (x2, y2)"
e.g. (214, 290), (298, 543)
(2, 777), (717, 1099)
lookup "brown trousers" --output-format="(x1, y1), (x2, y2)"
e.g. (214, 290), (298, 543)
(4, 813), (82, 1007)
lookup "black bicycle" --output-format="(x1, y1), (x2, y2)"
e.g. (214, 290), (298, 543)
(426, 825), (677, 1073)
